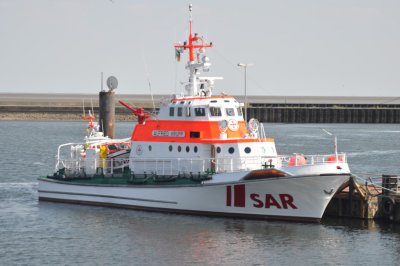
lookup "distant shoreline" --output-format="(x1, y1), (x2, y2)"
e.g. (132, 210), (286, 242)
(0, 112), (135, 122)
(2, 93), (400, 123)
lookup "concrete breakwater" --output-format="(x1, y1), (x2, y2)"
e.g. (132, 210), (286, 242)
(1, 93), (400, 123)
(248, 106), (400, 123)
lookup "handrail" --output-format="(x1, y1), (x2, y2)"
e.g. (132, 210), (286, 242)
(277, 153), (347, 166)
(56, 153), (348, 177)
(56, 142), (84, 170)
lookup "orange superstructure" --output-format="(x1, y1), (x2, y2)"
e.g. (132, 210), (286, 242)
(131, 119), (274, 144)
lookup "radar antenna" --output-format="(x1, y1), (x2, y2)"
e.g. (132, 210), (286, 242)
(174, 4), (216, 97)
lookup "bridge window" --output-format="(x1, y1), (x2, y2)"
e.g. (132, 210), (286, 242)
(210, 107), (222, 116)
(177, 107), (183, 117)
(194, 108), (206, 116)
(226, 108), (235, 116)
(237, 108), (243, 116)
(169, 107), (174, 116)
(185, 107), (191, 117)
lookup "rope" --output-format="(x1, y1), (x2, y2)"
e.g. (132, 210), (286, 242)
(352, 174), (399, 198)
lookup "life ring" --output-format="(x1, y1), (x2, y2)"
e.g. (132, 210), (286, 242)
(381, 197), (395, 216)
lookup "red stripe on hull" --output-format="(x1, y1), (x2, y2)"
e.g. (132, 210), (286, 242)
(234, 184), (246, 207)
(226, 185), (232, 206)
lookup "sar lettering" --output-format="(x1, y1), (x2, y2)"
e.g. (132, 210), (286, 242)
(250, 193), (297, 209)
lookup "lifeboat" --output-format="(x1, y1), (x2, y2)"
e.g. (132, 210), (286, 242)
(38, 5), (351, 222)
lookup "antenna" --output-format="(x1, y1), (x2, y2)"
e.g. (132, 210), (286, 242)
(101, 72), (104, 91)
(142, 54), (156, 113)
(189, 4), (193, 22)
(322, 129), (338, 160)
(174, 4), (213, 96)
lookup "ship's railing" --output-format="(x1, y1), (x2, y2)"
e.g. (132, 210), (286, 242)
(131, 158), (212, 176)
(277, 153), (347, 167)
(56, 153), (347, 177)
(130, 156), (267, 176)
(57, 157), (129, 177)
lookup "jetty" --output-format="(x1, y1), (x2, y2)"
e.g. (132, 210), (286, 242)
(327, 175), (400, 223)
(2, 93), (400, 123)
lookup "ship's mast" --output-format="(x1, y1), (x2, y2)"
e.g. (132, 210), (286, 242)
(174, 4), (215, 97)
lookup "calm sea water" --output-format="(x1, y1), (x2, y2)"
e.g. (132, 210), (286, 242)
(1, 121), (400, 265)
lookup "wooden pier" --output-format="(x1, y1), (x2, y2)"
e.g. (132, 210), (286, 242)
(326, 175), (400, 222)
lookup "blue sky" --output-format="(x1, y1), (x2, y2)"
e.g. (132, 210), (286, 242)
(0, 0), (399, 96)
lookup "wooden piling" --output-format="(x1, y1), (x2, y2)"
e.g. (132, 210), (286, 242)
(325, 175), (400, 223)
(325, 176), (379, 220)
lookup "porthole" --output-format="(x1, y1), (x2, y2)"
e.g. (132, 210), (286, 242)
(169, 145), (173, 152)
(194, 146), (198, 153)
(148, 145), (152, 151)
(244, 147), (251, 154)
(178, 146), (182, 152)
(186, 146), (190, 153)
(216, 147), (221, 153)
(228, 147), (235, 154)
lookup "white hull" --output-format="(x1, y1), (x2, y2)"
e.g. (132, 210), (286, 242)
(38, 174), (350, 222)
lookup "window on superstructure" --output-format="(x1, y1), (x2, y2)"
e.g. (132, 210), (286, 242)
(210, 107), (222, 117)
(169, 107), (174, 116)
(177, 107), (183, 117)
(194, 108), (206, 116)
(190, 131), (200, 138)
(237, 108), (243, 117)
(225, 108), (235, 116)
(185, 107), (191, 117)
